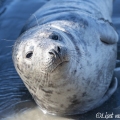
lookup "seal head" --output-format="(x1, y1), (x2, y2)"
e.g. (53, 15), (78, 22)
(12, 0), (119, 114)
(12, 15), (118, 115)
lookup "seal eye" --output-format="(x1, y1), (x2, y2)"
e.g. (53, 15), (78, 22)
(50, 34), (59, 40)
(26, 51), (33, 59)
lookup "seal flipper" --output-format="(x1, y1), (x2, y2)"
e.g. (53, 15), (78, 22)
(97, 20), (119, 44)
(93, 77), (118, 109)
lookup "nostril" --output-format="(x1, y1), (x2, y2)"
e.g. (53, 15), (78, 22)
(49, 51), (54, 55)
(48, 49), (56, 57)
(57, 46), (61, 53)
(48, 47), (61, 57)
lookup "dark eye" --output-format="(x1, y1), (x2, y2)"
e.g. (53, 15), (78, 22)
(50, 33), (59, 40)
(26, 51), (33, 59)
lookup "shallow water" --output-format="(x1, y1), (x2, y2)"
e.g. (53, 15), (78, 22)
(0, 0), (120, 120)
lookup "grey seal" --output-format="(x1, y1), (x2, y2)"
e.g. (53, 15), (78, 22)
(12, 0), (119, 115)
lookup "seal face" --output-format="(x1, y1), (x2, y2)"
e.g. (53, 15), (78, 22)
(12, 0), (118, 115)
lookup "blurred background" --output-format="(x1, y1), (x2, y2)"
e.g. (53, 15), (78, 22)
(0, 0), (120, 120)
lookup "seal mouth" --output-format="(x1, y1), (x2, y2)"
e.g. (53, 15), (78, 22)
(41, 57), (69, 73)
(50, 60), (69, 72)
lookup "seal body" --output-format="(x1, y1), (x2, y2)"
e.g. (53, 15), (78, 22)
(12, 0), (118, 115)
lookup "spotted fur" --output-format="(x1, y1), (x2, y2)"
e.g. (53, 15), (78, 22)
(12, 0), (118, 115)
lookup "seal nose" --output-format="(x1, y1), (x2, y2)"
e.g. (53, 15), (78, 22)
(48, 46), (61, 58)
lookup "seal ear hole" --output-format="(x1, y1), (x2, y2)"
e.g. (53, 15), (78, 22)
(26, 51), (33, 59)
(100, 39), (109, 45)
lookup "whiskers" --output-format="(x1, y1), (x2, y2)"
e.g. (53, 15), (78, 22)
(32, 14), (40, 28)
(0, 39), (15, 42)
(69, 49), (80, 63)
(6, 45), (14, 48)
(0, 39), (15, 48)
